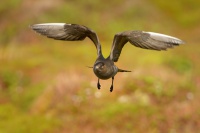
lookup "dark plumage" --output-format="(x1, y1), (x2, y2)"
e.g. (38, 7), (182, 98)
(30, 23), (184, 92)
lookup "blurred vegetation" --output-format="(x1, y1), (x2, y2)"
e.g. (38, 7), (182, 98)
(0, 0), (200, 133)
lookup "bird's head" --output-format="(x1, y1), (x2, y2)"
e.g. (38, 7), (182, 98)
(94, 62), (107, 74)
(93, 61), (117, 80)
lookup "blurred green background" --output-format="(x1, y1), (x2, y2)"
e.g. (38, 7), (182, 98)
(0, 0), (200, 133)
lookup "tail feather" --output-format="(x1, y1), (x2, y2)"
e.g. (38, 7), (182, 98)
(86, 66), (93, 68)
(118, 68), (131, 72)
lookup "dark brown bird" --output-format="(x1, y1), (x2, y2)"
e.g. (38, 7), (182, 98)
(30, 23), (184, 92)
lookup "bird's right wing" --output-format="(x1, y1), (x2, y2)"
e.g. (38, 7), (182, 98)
(109, 30), (185, 62)
(30, 23), (101, 55)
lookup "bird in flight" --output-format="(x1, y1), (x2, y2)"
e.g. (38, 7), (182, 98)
(30, 23), (184, 92)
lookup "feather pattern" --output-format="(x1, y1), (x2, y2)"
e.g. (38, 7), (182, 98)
(30, 23), (101, 55)
(110, 31), (184, 62)
(30, 23), (185, 92)
(31, 23), (184, 63)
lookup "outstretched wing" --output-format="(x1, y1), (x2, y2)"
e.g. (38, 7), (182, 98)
(30, 23), (101, 55)
(110, 30), (185, 62)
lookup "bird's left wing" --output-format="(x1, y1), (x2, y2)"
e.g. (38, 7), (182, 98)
(109, 31), (185, 62)
(30, 23), (101, 55)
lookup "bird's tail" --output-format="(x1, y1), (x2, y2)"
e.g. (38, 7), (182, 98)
(86, 66), (93, 68)
(118, 68), (131, 72)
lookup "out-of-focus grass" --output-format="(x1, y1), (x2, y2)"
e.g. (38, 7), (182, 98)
(0, 0), (22, 13)
(1, 0), (200, 133)
(0, 104), (59, 133)
(0, 41), (199, 133)
(151, 0), (200, 27)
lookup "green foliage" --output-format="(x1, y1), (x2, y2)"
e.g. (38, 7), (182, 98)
(165, 56), (192, 74)
(0, 104), (59, 133)
(0, 0), (200, 133)
(151, 0), (200, 27)
(0, 69), (45, 110)
(0, 0), (22, 14)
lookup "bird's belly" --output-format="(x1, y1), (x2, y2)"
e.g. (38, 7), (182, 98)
(94, 72), (113, 80)
(93, 66), (118, 80)
(98, 74), (112, 80)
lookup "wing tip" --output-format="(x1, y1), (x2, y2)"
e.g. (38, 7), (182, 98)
(29, 24), (34, 29)
(173, 39), (185, 46)
(29, 24), (40, 30)
(180, 40), (186, 44)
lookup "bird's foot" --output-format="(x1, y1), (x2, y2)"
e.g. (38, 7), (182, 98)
(110, 85), (113, 92)
(110, 77), (114, 92)
(97, 79), (101, 90)
(97, 82), (101, 90)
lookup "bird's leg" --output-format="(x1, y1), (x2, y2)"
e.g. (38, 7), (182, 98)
(110, 77), (114, 92)
(97, 78), (101, 90)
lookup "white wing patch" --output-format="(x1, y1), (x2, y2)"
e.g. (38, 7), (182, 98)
(147, 32), (179, 40)
(34, 23), (67, 26)
(146, 32), (184, 44)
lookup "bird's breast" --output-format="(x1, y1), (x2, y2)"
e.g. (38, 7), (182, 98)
(93, 64), (118, 80)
